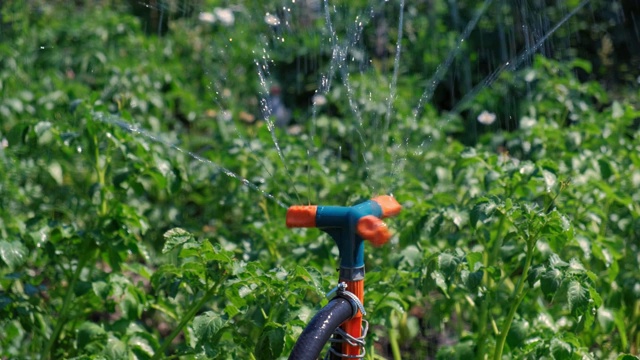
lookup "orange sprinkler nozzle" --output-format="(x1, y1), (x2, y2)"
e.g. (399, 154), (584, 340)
(286, 205), (317, 228)
(372, 195), (402, 218)
(356, 215), (390, 247)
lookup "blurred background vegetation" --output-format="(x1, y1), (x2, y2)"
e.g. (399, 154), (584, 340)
(2, 0), (639, 138)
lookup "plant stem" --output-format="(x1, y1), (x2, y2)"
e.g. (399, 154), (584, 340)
(598, 200), (610, 237)
(476, 252), (490, 360)
(93, 134), (108, 217)
(388, 314), (402, 360)
(476, 214), (506, 359)
(152, 280), (223, 360)
(492, 241), (535, 360)
(41, 257), (88, 360)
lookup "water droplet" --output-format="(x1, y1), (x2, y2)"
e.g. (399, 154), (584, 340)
(265, 13), (280, 26)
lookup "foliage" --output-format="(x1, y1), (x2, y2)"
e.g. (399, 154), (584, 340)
(1, 1), (639, 360)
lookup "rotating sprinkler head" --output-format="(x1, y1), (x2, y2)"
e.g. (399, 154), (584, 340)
(285, 195), (401, 279)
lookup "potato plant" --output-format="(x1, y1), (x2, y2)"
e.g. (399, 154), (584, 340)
(1, 1), (639, 359)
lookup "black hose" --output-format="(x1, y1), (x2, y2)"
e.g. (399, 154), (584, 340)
(288, 297), (354, 360)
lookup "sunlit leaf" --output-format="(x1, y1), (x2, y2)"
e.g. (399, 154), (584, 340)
(0, 240), (28, 269)
(103, 337), (128, 360)
(567, 281), (588, 315)
(541, 268), (563, 298)
(465, 251), (483, 272)
(431, 271), (449, 298)
(550, 338), (572, 360)
(193, 311), (227, 343)
(162, 228), (196, 254)
(129, 334), (156, 358)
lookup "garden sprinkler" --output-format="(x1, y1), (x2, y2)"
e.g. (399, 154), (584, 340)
(286, 195), (402, 357)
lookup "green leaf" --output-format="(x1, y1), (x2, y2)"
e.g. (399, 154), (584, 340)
(0, 240), (28, 269)
(436, 340), (474, 360)
(541, 268), (563, 298)
(611, 101), (624, 119)
(92, 280), (110, 299)
(431, 270), (449, 297)
(162, 228), (195, 254)
(399, 245), (423, 268)
(542, 170), (557, 190)
(616, 355), (640, 360)
(465, 251), (483, 271)
(589, 287), (602, 308)
(224, 287), (248, 309)
(550, 338), (572, 360)
(224, 304), (241, 318)
(438, 252), (459, 278)
(464, 270), (483, 293)
(151, 300), (178, 321)
(76, 322), (107, 350)
(193, 311), (227, 343)
(48, 162), (63, 185)
(597, 308), (615, 333)
(120, 288), (143, 320)
(485, 266), (502, 283)
(548, 254), (569, 268)
(566, 281), (588, 315)
(254, 323), (285, 360)
(7, 122), (29, 145)
(470, 198), (497, 229)
(34, 121), (53, 144)
(569, 58), (592, 74)
(377, 299), (406, 313)
(129, 334), (155, 359)
(527, 265), (546, 287)
(151, 264), (182, 297)
(400, 213), (430, 244)
(613, 308), (629, 350)
(506, 320), (527, 349)
(103, 336), (128, 360)
(198, 240), (234, 263)
(598, 159), (614, 179)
